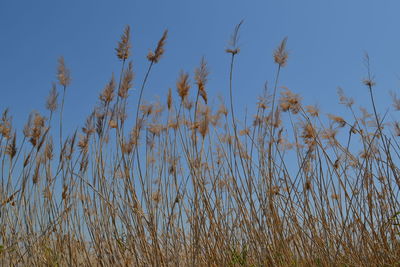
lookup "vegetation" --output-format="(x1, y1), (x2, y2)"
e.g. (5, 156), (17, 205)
(0, 23), (400, 266)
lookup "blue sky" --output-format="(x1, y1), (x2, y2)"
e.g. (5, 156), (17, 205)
(1, 1), (400, 132)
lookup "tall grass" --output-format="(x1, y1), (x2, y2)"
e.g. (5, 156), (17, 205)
(0, 23), (400, 266)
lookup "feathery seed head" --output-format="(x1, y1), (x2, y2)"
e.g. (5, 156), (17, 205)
(118, 61), (134, 99)
(100, 73), (116, 104)
(140, 103), (153, 117)
(337, 87), (354, 107)
(177, 71), (190, 101)
(46, 83), (58, 112)
(390, 91), (400, 111)
(78, 134), (89, 154)
(167, 88), (173, 110)
(45, 138), (53, 160)
(147, 30), (168, 63)
(301, 122), (317, 147)
(57, 57), (71, 87)
(116, 25), (131, 61)
(279, 87), (301, 114)
(305, 105), (319, 117)
(195, 57), (209, 104)
(321, 128), (338, 146)
(363, 53), (375, 87)
(328, 114), (346, 127)
(199, 106), (211, 138)
(363, 78), (376, 88)
(29, 112), (46, 146)
(32, 159), (40, 184)
(109, 119), (117, 129)
(0, 109), (12, 139)
(82, 112), (95, 136)
(6, 132), (17, 159)
(226, 20), (244, 55)
(274, 37), (289, 67)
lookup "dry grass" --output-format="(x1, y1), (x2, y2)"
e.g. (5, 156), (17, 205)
(0, 23), (400, 266)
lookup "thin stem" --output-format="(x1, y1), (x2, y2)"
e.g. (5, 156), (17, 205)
(229, 54), (237, 133)
(59, 85), (67, 151)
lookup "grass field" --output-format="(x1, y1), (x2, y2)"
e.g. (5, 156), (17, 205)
(0, 24), (400, 266)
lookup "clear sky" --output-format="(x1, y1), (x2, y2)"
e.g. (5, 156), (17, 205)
(1, 1), (400, 132)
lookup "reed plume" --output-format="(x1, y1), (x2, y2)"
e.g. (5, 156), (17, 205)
(118, 61), (134, 99)
(116, 25), (131, 61)
(194, 57), (209, 104)
(46, 82), (58, 113)
(147, 30), (168, 63)
(100, 73), (116, 104)
(57, 56), (71, 87)
(273, 36), (289, 67)
(177, 71), (190, 101)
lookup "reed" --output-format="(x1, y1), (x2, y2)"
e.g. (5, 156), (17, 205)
(0, 24), (399, 266)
